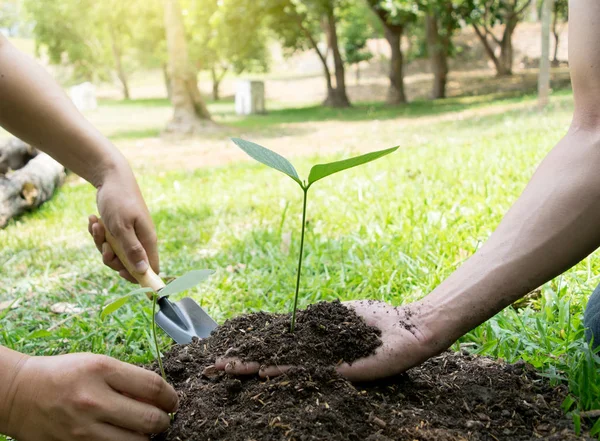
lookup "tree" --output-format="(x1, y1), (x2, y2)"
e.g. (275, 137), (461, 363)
(419, 1), (465, 99)
(339, 1), (374, 85)
(163, 0), (212, 133)
(24, 0), (141, 99)
(367, 0), (418, 104)
(464, 0), (533, 76)
(0, 0), (20, 35)
(264, 0), (351, 108)
(185, 0), (270, 101)
(551, 0), (567, 67)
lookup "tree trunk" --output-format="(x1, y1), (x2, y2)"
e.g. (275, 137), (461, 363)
(426, 14), (449, 99)
(497, 19), (516, 76)
(0, 138), (37, 174)
(355, 64), (360, 85)
(538, 0), (554, 109)
(0, 152), (65, 228)
(384, 26), (407, 104)
(164, 0), (212, 134)
(552, 5), (560, 67)
(162, 64), (172, 100)
(109, 25), (131, 100)
(323, 8), (350, 108)
(211, 67), (220, 101)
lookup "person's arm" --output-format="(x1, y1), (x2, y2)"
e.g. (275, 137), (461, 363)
(219, 0), (600, 381)
(0, 35), (156, 281)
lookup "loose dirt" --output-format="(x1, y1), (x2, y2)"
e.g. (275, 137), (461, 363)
(153, 301), (591, 441)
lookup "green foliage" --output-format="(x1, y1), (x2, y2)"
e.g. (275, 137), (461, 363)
(159, 270), (214, 297)
(462, 0), (533, 28)
(308, 147), (399, 185)
(231, 138), (302, 185)
(23, 0), (150, 92)
(100, 287), (153, 320)
(232, 137), (397, 330)
(339, 2), (375, 66)
(184, 0), (270, 94)
(0, 0), (20, 34)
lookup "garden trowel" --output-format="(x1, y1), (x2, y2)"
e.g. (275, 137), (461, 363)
(101, 221), (218, 344)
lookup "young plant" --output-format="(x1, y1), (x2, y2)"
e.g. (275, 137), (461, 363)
(100, 270), (213, 381)
(231, 138), (398, 331)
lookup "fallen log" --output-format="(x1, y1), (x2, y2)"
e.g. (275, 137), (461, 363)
(0, 138), (38, 174)
(0, 152), (66, 228)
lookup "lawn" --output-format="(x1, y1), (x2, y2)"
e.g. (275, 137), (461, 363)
(1, 89), (599, 437)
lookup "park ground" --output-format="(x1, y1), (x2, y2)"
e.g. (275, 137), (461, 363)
(1, 25), (599, 438)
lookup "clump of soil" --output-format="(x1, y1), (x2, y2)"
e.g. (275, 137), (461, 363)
(153, 301), (591, 441)
(208, 300), (382, 366)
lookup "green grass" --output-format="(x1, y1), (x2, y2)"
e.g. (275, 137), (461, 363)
(1, 90), (599, 438)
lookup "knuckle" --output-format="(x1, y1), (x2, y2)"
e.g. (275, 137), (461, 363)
(143, 408), (168, 433)
(126, 242), (145, 258)
(88, 354), (114, 374)
(72, 393), (99, 412)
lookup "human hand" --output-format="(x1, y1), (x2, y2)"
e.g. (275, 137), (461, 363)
(5, 353), (178, 441)
(88, 166), (158, 283)
(216, 300), (446, 382)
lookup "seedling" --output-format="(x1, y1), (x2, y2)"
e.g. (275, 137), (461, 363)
(100, 270), (213, 380)
(232, 138), (398, 331)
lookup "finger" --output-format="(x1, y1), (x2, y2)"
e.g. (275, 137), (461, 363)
(119, 269), (138, 284)
(259, 365), (292, 378)
(89, 423), (148, 441)
(114, 226), (150, 275)
(92, 222), (106, 253)
(101, 243), (128, 272)
(102, 394), (171, 435)
(104, 360), (179, 413)
(134, 218), (159, 274)
(88, 214), (98, 237)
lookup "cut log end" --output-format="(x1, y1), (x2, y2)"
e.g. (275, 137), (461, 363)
(0, 151), (65, 228)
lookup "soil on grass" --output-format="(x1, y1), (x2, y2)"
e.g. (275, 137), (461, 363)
(153, 301), (591, 441)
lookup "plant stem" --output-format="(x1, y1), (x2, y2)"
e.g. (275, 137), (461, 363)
(290, 188), (309, 332)
(152, 293), (167, 382)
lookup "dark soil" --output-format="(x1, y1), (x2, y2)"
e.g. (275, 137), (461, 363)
(153, 301), (591, 441)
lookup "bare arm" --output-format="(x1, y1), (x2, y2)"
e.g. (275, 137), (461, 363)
(421, 0), (600, 346)
(219, 0), (600, 381)
(0, 35), (158, 279)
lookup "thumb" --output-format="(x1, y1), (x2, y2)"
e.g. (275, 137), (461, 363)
(114, 226), (150, 275)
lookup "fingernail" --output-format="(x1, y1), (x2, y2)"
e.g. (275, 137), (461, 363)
(102, 243), (109, 255)
(135, 260), (149, 273)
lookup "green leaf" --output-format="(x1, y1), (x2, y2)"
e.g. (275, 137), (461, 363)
(100, 287), (153, 320)
(159, 270), (214, 297)
(307, 146), (399, 186)
(29, 329), (53, 339)
(231, 138), (302, 186)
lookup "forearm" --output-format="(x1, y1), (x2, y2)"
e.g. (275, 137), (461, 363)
(0, 36), (127, 187)
(421, 125), (600, 345)
(0, 346), (29, 436)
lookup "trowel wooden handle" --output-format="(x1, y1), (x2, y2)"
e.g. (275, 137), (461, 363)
(98, 219), (166, 295)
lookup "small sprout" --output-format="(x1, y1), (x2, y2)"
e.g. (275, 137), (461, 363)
(232, 137), (398, 332)
(101, 270), (213, 384)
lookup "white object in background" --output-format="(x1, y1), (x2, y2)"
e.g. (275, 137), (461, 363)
(235, 80), (265, 115)
(69, 82), (98, 111)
